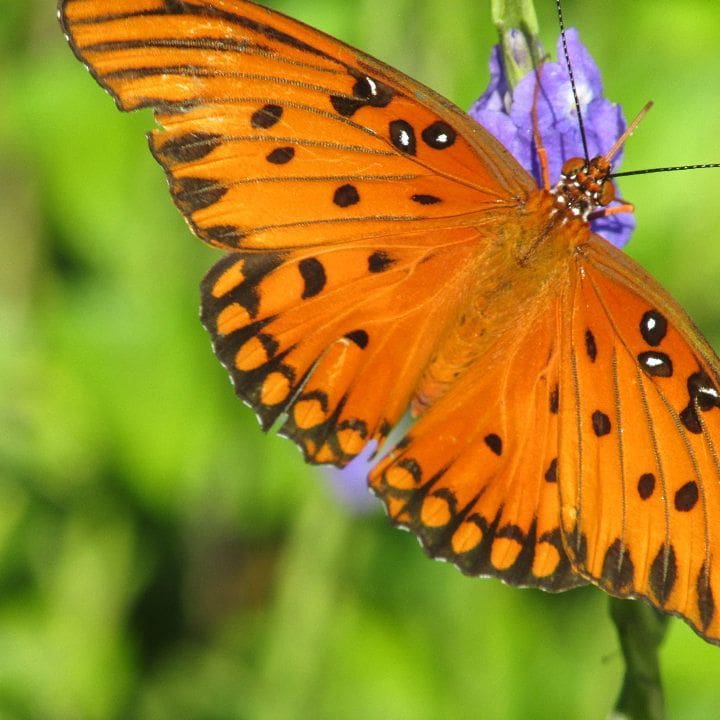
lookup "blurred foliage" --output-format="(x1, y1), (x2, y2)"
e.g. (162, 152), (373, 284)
(2, 1), (720, 718)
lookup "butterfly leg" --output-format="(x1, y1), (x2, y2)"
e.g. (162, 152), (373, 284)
(531, 65), (552, 191)
(588, 201), (635, 221)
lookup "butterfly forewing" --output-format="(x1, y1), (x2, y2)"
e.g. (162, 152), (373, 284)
(559, 236), (720, 641)
(61, 0), (532, 251)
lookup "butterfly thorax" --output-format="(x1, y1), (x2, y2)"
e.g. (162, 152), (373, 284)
(412, 192), (590, 414)
(551, 155), (615, 221)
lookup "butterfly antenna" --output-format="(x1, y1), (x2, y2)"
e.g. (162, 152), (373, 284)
(555, 0), (590, 163)
(606, 101), (720, 179)
(604, 100), (654, 163)
(612, 162), (720, 179)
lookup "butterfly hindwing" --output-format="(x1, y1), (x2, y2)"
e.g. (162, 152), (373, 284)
(201, 227), (491, 464)
(370, 293), (583, 592)
(559, 236), (720, 641)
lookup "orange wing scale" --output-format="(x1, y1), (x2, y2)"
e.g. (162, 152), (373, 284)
(60, 0), (720, 645)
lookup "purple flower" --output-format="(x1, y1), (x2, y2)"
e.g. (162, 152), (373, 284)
(469, 28), (635, 248)
(321, 441), (377, 513)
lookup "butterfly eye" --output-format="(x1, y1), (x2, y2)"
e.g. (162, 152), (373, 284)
(598, 180), (615, 206)
(561, 157), (586, 177)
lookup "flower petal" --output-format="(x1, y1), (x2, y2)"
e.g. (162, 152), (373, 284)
(469, 27), (634, 248)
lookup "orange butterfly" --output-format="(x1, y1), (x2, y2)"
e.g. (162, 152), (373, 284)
(60, 0), (720, 644)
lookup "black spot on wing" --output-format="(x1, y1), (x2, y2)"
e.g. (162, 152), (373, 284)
(549, 385), (559, 414)
(333, 184), (360, 207)
(298, 257), (326, 299)
(411, 194), (441, 205)
(638, 351), (673, 378)
(421, 120), (456, 149)
(649, 543), (677, 605)
(584, 329), (597, 362)
(680, 405), (702, 434)
(697, 563), (715, 631)
(687, 371), (720, 411)
(640, 309), (668, 346)
(637, 472), (656, 500)
(601, 539), (634, 592)
(329, 95), (365, 118)
(674, 480), (699, 512)
(172, 177), (227, 213)
(345, 329), (369, 349)
(591, 410), (611, 437)
(368, 251), (395, 273)
(484, 434), (502, 456)
(251, 103), (283, 129)
(330, 72), (394, 117)
(544, 458), (557, 483)
(389, 119), (416, 155)
(266, 146), (295, 164)
(157, 131), (222, 163)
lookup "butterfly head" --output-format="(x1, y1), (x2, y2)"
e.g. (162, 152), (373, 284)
(551, 155), (616, 222)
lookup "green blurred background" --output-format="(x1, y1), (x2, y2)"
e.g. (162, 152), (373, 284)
(2, 1), (720, 718)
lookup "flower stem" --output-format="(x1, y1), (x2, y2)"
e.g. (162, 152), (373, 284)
(608, 597), (669, 720)
(491, 0), (544, 88)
